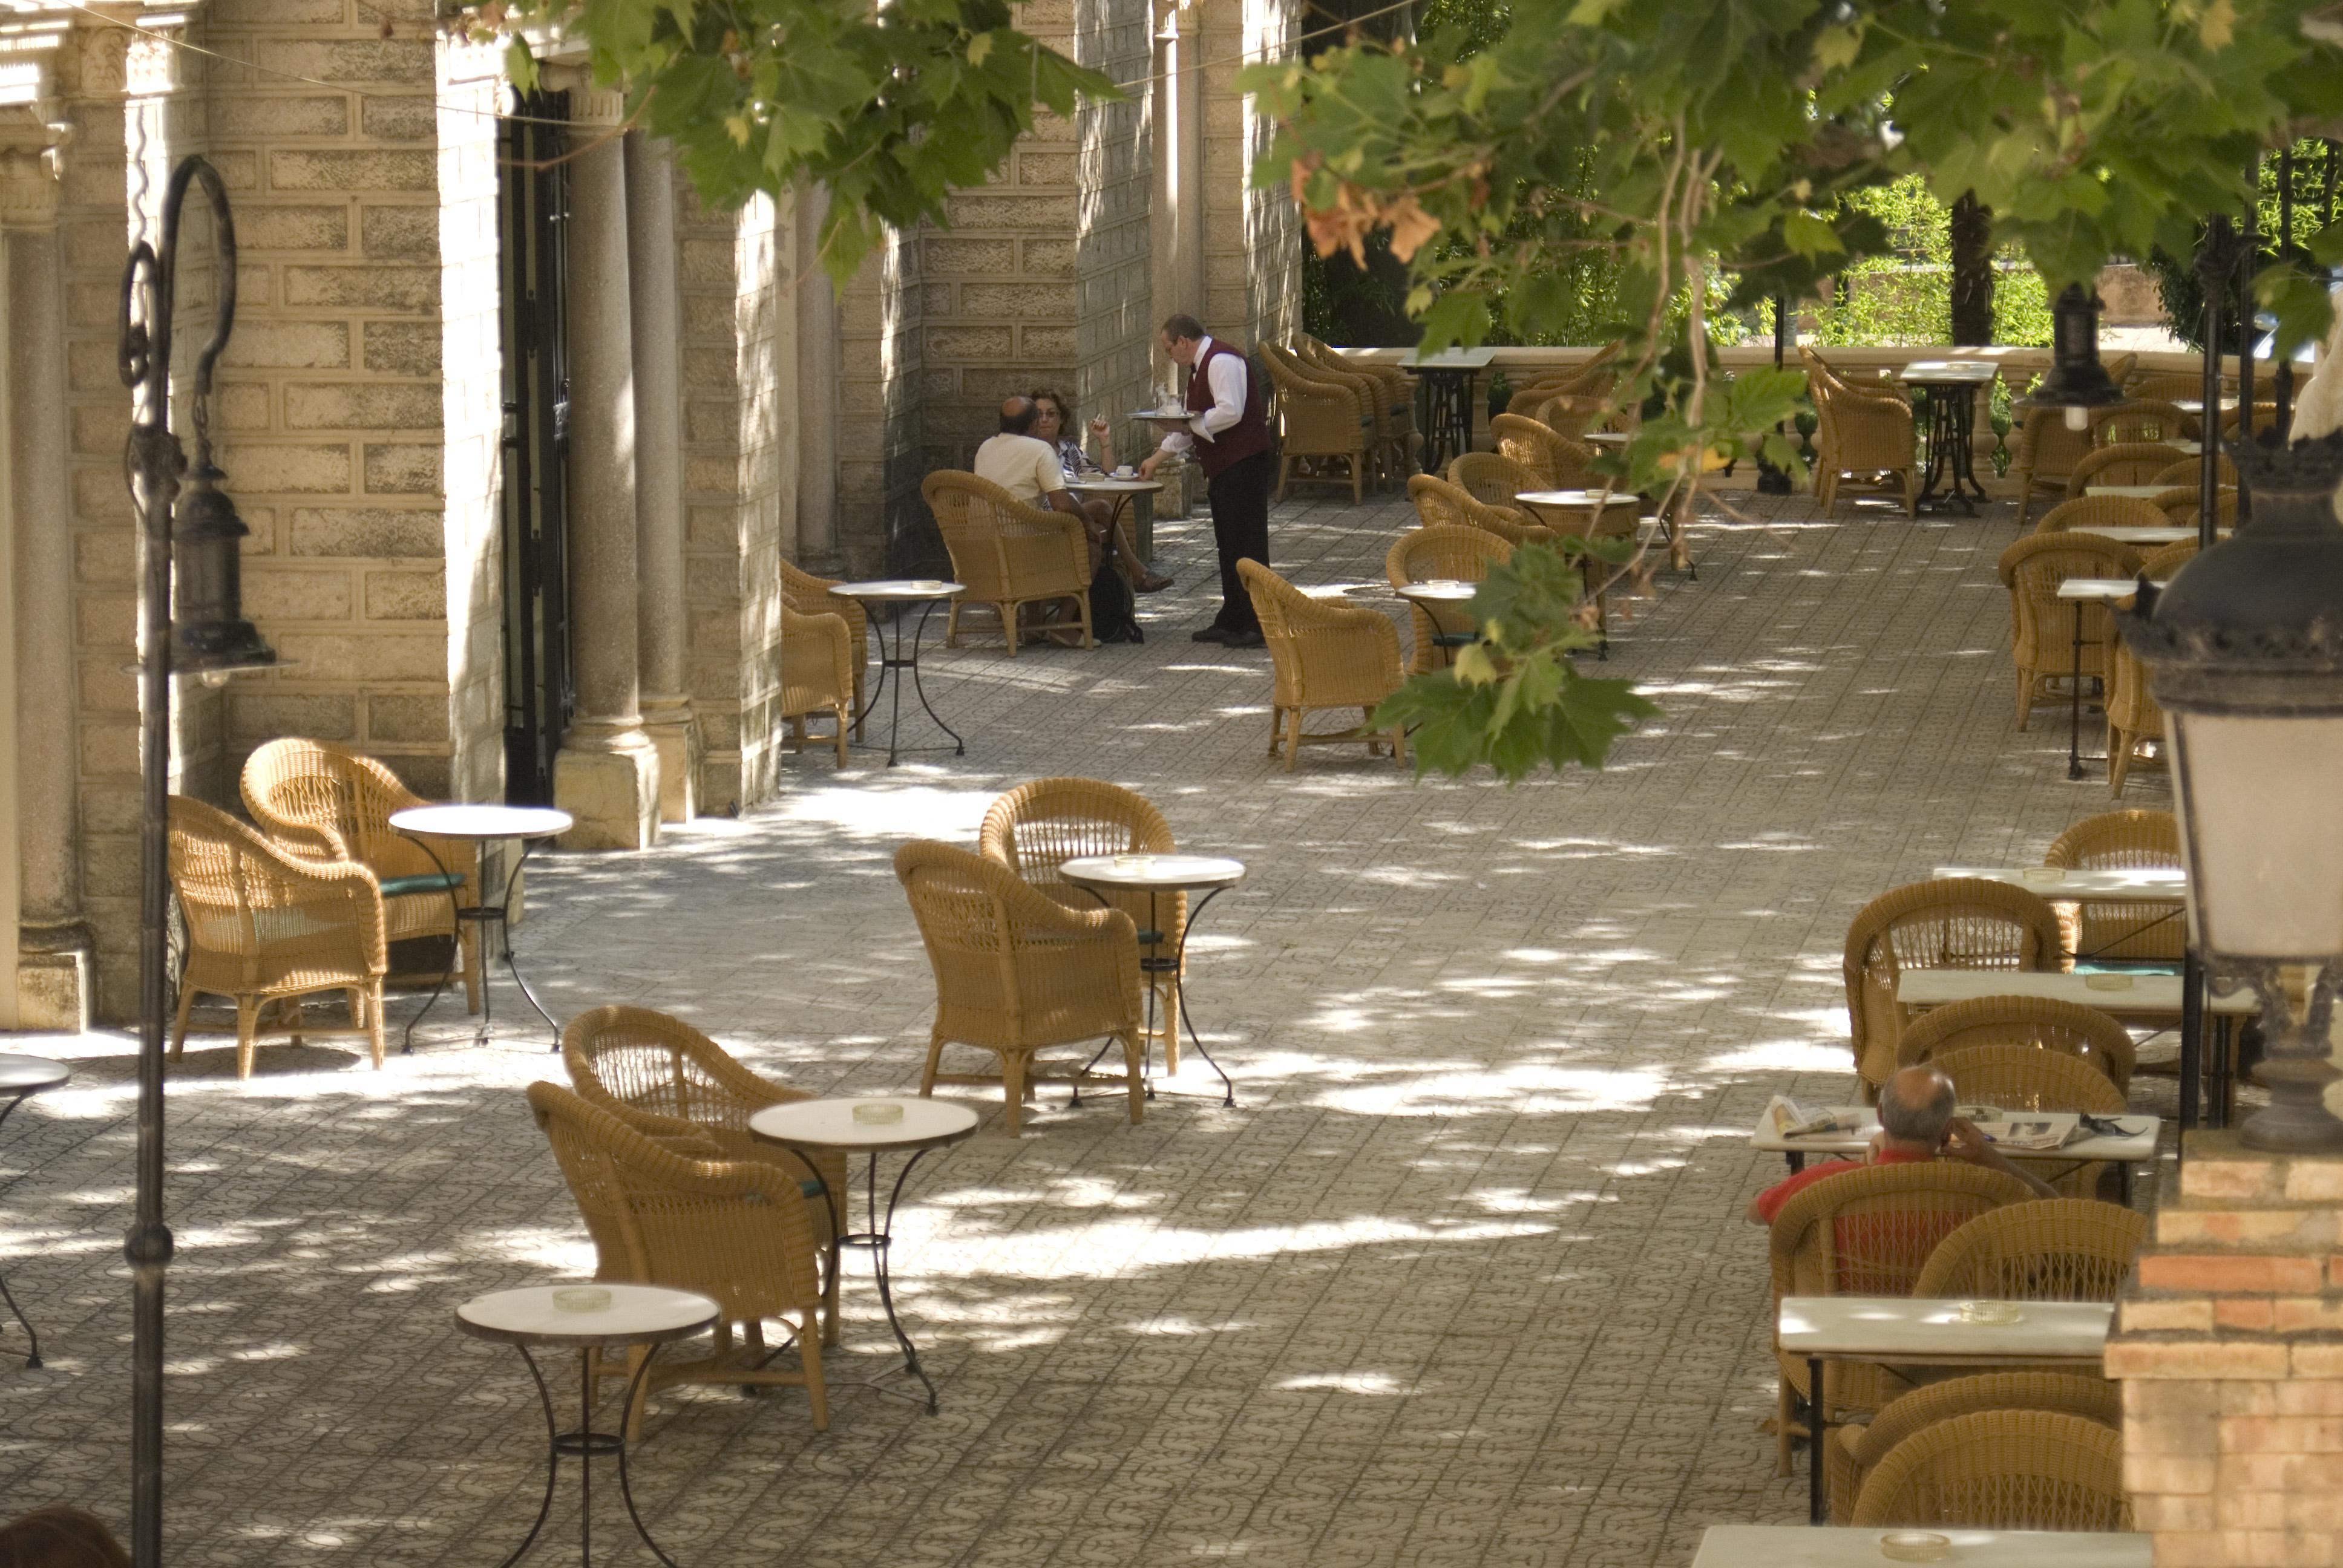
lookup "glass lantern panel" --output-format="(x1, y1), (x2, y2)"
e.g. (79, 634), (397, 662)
(2170, 712), (2343, 958)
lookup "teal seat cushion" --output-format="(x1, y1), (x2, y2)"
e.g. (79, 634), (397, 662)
(800, 1178), (827, 1200)
(379, 872), (465, 898)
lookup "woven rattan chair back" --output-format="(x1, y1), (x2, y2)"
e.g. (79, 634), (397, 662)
(2030, 495), (2167, 535)
(2064, 443), (2186, 498)
(1406, 475), (1553, 547)
(1388, 526), (1510, 676)
(1490, 414), (1595, 491)
(781, 557), (868, 723)
(1849, 1408), (2131, 1530)
(2148, 454), (2238, 490)
(920, 469), (1093, 656)
(1802, 347), (1919, 516)
(1239, 560), (1409, 769)
(168, 795), (389, 1077)
(1895, 995), (2134, 1093)
(895, 839), (1144, 1135)
(1769, 1161), (2037, 1443)
(1842, 878), (2062, 1092)
(526, 1080), (827, 1433)
(1262, 343), (1371, 501)
(1446, 451), (1536, 508)
(779, 603), (855, 765)
(2138, 540), (2199, 579)
(1929, 1042), (2129, 1117)
(2089, 400), (2186, 447)
(1997, 533), (2143, 729)
(1825, 1372), (2119, 1524)
(2128, 372), (2220, 402)
(2045, 808), (2183, 961)
(2151, 486), (2238, 529)
(1532, 393), (1608, 439)
(2008, 406), (2097, 527)
(1913, 1196), (2146, 1302)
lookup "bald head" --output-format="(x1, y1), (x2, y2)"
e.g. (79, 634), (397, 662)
(999, 396), (1040, 435)
(1879, 1065), (1957, 1147)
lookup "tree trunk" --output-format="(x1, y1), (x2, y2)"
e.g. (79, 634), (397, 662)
(1949, 192), (1995, 346)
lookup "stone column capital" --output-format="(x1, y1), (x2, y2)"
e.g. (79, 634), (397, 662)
(542, 66), (629, 128)
(0, 144), (60, 229)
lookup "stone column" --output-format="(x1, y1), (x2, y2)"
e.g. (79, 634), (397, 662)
(623, 132), (697, 825)
(551, 88), (660, 850)
(4, 139), (89, 1028)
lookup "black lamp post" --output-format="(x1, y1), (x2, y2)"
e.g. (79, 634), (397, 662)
(114, 153), (277, 1568)
(2033, 283), (2125, 425)
(2121, 429), (2343, 1153)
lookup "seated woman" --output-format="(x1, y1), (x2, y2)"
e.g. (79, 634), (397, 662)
(1031, 388), (1173, 593)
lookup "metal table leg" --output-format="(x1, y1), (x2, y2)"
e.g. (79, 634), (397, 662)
(820, 1147), (945, 1414)
(2068, 601), (2086, 781)
(1168, 887), (1237, 1107)
(496, 1341), (681, 1568)
(851, 602), (965, 768)
(403, 836), (562, 1053)
(0, 1091), (47, 1367)
(1807, 1356), (1827, 1524)
(2179, 947), (2204, 1133)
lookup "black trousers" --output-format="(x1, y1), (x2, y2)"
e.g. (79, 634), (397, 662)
(1207, 449), (1274, 633)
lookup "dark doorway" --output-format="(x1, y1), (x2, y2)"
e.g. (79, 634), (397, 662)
(496, 89), (574, 806)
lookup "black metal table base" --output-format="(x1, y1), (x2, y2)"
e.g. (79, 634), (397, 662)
(402, 837), (564, 1053)
(1413, 371), (1482, 473)
(822, 1149), (945, 1413)
(1075, 885), (1236, 1106)
(852, 601), (964, 768)
(1910, 384), (1991, 513)
(0, 1090), (47, 1367)
(2065, 601), (2103, 781)
(499, 1342), (680, 1568)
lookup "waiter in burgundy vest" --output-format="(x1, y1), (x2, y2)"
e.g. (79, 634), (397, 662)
(1139, 314), (1273, 646)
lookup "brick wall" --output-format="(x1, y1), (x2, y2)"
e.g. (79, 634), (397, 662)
(2111, 1130), (2343, 1564)
(677, 185), (790, 814)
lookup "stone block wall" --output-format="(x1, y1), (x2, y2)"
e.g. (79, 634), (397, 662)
(1201, 0), (1299, 348)
(2111, 1131), (2343, 1565)
(1075, 0), (1156, 459)
(678, 185), (791, 814)
(836, 227), (929, 575)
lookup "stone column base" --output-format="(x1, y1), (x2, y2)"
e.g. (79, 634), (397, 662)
(14, 923), (91, 1031)
(641, 694), (700, 825)
(554, 720), (661, 851)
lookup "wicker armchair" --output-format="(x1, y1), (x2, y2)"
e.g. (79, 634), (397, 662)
(2045, 809), (2183, 965)
(1930, 1044), (2128, 1197)
(1842, 878), (2062, 1094)
(2103, 629), (2161, 799)
(920, 470), (1093, 658)
(2008, 407), (2097, 528)
(1803, 347), (1917, 515)
(2089, 400), (2187, 447)
(2149, 454), (2238, 491)
(895, 840), (1145, 1137)
(1446, 452), (1539, 509)
(979, 777), (1186, 1074)
(1769, 1161), (2037, 1468)
(1532, 394), (1608, 439)
(1915, 1195), (2145, 1304)
(2151, 486), (2238, 531)
(2129, 372), (2217, 403)
(1238, 560), (1409, 771)
(1824, 1372), (2119, 1524)
(240, 737), (478, 1012)
(2214, 403), (2280, 439)
(2030, 494), (2166, 536)
(1850, 1409), (2129, 1530)
(168, 796), (388, 1078)
(1386, 526), (1511, 676)
(2139, 540), (2198, 580)
(561, 1004), (844, 1340)
(1261, 343), (1371, 503)
(779, 604), (854, 766)
(1406, 475), (1548, 543)
(1895, 995), (2135, 1094)
(1997, 534), (2144, 730)
(526, 1081), (827, 1437)
(1490, 414), (1596, 491)
(1294, 335), (1417, 479)
(2063, 442), (2186, 498)
(781, 557), (867, 730)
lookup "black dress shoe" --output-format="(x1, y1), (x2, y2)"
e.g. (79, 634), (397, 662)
(1221, 630), (1265, 649)
(1191, 626), (1233, 643)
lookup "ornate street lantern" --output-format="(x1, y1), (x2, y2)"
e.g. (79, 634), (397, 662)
(115, 154), (276, 1567)
(2034, 283), (2125, 430)
(2121, 430), (2343, 1152)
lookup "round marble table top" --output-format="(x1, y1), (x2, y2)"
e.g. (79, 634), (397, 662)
(750, 1096), (981, 1153)
(456, 1283), (719, 1347)
(1394, 580), (1478, 604)
(828, 580), (966, 603)
(0, 1056), (70, 1096)
(1066, 477), (1164, 494)
(390, 804), (574, 840)
(1057, 853), (1248, 892)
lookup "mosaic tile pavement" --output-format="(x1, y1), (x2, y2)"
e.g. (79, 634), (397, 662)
(0, 485), (2179, 1566)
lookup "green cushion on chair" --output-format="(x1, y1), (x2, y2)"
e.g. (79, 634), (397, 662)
(379, 872), (465, 898)
(800, 1178), (827, 1200)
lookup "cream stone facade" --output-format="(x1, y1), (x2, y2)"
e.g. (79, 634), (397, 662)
(0, 0), (1300, 1024)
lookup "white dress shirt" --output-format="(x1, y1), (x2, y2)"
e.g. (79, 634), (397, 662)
(1156, 336), (1248, 455)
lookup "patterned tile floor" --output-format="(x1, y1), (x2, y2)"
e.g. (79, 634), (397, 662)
(0, 486), (2177, 1566)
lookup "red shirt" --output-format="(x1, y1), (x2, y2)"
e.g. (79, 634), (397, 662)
(1751, 1146), (1933, 1226)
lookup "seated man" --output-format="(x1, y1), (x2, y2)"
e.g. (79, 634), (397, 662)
(1744, 1064), (2058, 1226)
(974, 395), (1103, 635)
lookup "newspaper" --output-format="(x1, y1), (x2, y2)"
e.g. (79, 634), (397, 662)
(1977, 1112), (2083, 1151)
(1765, 1094), (1856, 1139)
